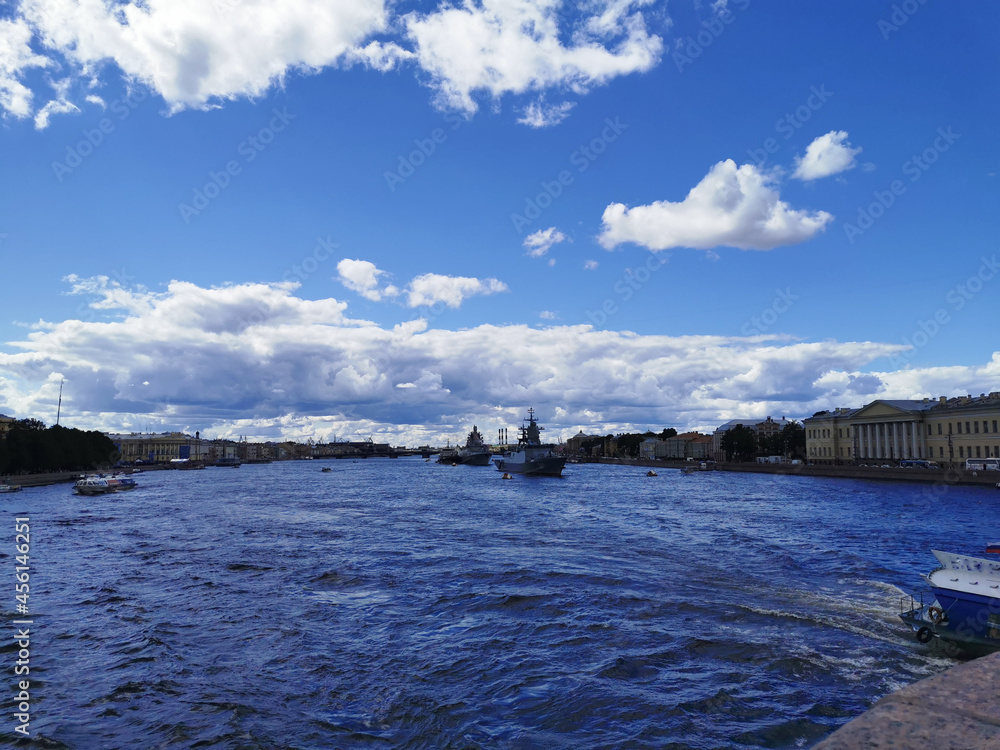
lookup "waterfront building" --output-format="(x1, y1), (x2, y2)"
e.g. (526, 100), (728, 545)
(804, 392), (1000, 466)
(566, 430), (605, 456)
(640, 432), (713, 460)
(108, 431), (211, 463)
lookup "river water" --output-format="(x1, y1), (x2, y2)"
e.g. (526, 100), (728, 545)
(7, 459), (996, 748)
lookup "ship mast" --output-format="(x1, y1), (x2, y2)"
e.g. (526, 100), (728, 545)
(56, 378), (64, 426)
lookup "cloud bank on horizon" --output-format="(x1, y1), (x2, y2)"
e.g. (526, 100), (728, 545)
(2, 277), (998, 445)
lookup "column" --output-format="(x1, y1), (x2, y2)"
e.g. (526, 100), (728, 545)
(893, 422), (901, 459)
(862, 425), (869, 458)
(913, 421), (921, 459)
(902, 421), (910, 458)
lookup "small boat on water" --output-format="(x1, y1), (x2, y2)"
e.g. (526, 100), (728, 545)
(73, 473), (138, 495)
(0, 484), (23, 493)
(493, 409), (566, 477)
(900, 547), (1000, 655)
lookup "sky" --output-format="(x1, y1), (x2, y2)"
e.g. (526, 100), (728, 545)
(1, 0), (999, 446)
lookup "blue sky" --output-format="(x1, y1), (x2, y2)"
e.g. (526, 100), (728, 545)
(1, 0), (998, 445)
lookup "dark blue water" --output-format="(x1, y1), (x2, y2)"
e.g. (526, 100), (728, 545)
(8, 460), (997, 748)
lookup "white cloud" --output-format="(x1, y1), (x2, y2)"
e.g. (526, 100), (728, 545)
(337, 261), (506, 309)
(33, 96), (79, 128)
(3, 0), (662, 124)
(792, 130), (862, 181)
(18, 0), (392, 113)
(518, 99), (575, 128)
(539, 310), (557, 320)
(336, 258), (397, 302)
(599, 159), (834, 252)
(523, 227), (567, 257)
(0, 17), (51, 118)
(402, 0), (663, 114)
(405, 273), (508, 308)
(584, 260), (599, 270)
(4, 277), (998, 445)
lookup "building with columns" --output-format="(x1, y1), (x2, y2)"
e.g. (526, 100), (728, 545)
(804, 392), (1000, 465)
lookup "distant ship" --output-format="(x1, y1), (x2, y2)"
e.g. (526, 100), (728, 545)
(439, 426), (493, 466)
(493, 409), (566, 476)
(456, 425), (492, 466)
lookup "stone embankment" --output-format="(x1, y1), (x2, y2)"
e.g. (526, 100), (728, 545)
(813, 651), (1000, 748)
(594, 457), (1000, 487)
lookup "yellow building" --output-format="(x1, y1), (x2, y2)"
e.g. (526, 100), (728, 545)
(804, 392), (1000, 466)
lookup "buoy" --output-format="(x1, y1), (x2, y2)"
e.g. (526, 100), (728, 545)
(917, 627), (933, 644)
(646, 470), (657, 477)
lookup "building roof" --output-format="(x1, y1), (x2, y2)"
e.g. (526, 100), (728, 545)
(878, 399), (937, 412)
(714, 418), (758, 433)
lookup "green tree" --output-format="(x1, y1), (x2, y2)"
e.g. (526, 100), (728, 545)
(720, 424), (757, 462)
(779, 421), (806, 459)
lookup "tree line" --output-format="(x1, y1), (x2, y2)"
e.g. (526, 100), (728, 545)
(718, 422), (806, 462)
(0, 419), (118, 475)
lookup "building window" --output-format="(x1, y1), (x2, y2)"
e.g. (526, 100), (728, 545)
(940, 447), (945, 458)
(957, 422), (962, 434)
(976, 446), (982, 458)
(966, 421), (971, 434)
(994, 421), (998, 433)
(975, 421), (980, 434)
(984, 421), (989, 434)
(937, 424), (942, 435)
(959, 446), (964, 458)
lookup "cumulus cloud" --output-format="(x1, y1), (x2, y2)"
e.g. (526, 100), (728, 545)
(0, 17), (51, 118)
(405, 273), (508, 308)
(337, 261), (506, 309)
(599, 159), (834, 252)
(336, 259), (398, 302)
(4, 276), (992, 445)
(3, 0), (662, 125)
(793, 130), (862, 181)
(523, 227), (567, 257)
(400, 0), (662, 115)
(18, 0), (391, 114)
